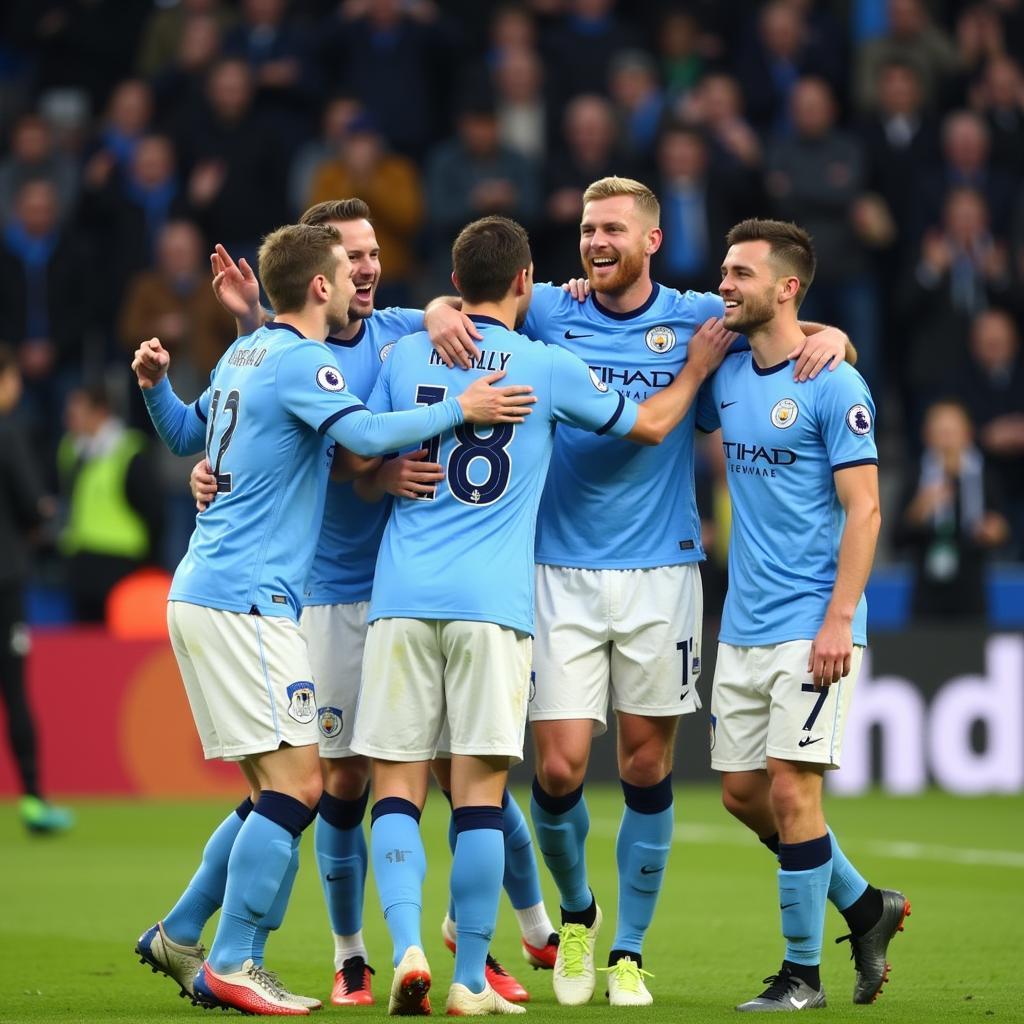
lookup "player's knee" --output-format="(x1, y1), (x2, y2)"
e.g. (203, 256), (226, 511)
(619, 745), (672, 788)
(322, 756), (370, 800)
(768, 773), (815, 825)
(721, 781), (748, 821)
(294, 775), (325, 810)
(536, 755), (586, 796)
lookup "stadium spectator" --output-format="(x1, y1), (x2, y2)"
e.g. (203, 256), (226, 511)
(539, 94), (627, 281)
(117, 220), (235, 392)
(900, 187), (1013, 432)
(0, 112), (78, 224)
(0, 179), (94, 457)
(222, 0), (321, 122)
(735, 1), (836, 136)
(957, 309), (1024, 555)
(678, 72), (764, 185)
(969, 55), (1024, 176)
(135, 0), (233, 79)
(78, 134), (192, 328)
(895, 399), (1009, 621)
(657, 9), (706, 99)
(953, 2), (1007, 95)
(80, 79), (155, 193)
(655, 124), (748, 295)
(319, 0), (459, 159)
(493, 46), (548, 162)
(854, 0), (961, 113)
(286, 95), (363, 216)
(425, 98), (540, 289)
(542, 0), (644, 109)
(0, 343), (72, 835)
(149, 13), (226, 130)
(307, 116), (424, 306)
(57, 383), (164, 623)
(608, 50), (666, 159)
(912, 109), (1017, 243)
(177, 58), (289, 268)
(765, 77), (882, 392)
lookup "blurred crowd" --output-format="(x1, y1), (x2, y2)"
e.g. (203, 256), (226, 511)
(1, 0), (1023, 623)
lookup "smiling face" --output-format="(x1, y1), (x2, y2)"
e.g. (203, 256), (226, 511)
(328, 218), (381, 321)
(579, 194), (659, 296)
(719, 239), (789, 333)
(324, 245), (356, 334)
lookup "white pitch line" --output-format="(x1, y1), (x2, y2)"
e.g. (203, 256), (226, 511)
(588, 818), (1024, 869)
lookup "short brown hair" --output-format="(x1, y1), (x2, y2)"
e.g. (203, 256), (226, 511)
(451, 216), (531, 303)
(725, 218), (816, 306)
(300, 198), (372, 226)
(258, 223), (342, 313)
(582, 176), (660, 224)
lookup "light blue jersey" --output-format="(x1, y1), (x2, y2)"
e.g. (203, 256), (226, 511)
(305, 307), (423, 606)
(523, 281), (727, 569)
(366, 315), (639, 635)
(143, 321), (465, 620)
(698, 354), (877, 646)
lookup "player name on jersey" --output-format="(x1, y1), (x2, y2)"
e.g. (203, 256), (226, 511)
(428, 348), (513, 372)
(227, 346), (268, 368)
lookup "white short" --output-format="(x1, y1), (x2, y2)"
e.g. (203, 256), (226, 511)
(529, 564), (703, 734)
(709, 640), (863, 772)
(300, 601), (369, 758)
(167, 601), (319, 761)
(351, 618), (532, 765)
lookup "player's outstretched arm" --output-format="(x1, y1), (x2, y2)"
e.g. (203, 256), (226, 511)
(211, 243), (266, 336)
(808, 464), (881, 690)
(424, 295), (482, 369)
(789, 321), (856, 381)
(325, 372), (534, 457)
(627, 317), (736, 445)
(133, 337), (208, 456)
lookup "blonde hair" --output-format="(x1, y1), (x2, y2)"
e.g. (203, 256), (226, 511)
(582, 176), (660, 224)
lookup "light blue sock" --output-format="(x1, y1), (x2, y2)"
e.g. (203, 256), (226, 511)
(451, 807), (504, 993)
(611, 776), (674, 953)
(163, 798), (251, 946)
(250, 836), (300, 965)
(208, 792), (309, 974)
(826, 827), (868, 911)
(502, 789), (544, 911)
(530, 778), (591, 913)
(316, 790), (370, 936)
(371, 799), (426, 966)
(778, 834), (832, 967)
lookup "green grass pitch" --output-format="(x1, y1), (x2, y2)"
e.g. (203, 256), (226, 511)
(1, 786), (1021, 1023)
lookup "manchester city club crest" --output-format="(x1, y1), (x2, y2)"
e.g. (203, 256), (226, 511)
(645, 325), (676, 353)
(286, 681), (317, 724)
(770, 398), (799, 429)
(318, 705), (343, 737)
(379, 342), (395, 362)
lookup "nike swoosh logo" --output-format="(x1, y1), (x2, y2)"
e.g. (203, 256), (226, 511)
(720, 400), (738, 409)
(325, 873), (348, 883)
(564, 330), (593, 340)
(798, 736), (823, 747)
(790, 997), (808, 1009)
(780, 902), (799, 910)
(639, 865), (664, 875)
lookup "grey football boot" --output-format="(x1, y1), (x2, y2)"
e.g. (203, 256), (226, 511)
(736, 966), (826, 1012)
(837, 889), (911, 1003)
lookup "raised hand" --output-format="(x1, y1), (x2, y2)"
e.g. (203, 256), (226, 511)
(211, 243), (263, 332)
(132, 337), (170, 389)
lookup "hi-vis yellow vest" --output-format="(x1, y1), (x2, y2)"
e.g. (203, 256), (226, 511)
(59, 430), (149, 559)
